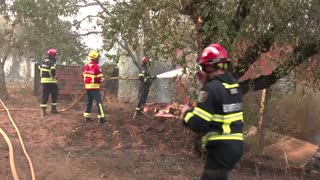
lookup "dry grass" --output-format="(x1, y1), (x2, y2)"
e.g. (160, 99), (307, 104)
(243, 89), (320, 141)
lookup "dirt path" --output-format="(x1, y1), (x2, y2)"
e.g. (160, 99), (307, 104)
(0, 88), (318, 180)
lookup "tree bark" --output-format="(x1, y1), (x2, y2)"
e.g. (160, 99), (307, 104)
(7, 55), (22, 80)
(25, 56), (32, 79)
(0, 62), (8, 99)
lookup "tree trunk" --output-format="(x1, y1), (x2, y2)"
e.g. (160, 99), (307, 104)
(25, 57), (32, 79)
(7, 55), (22, 81)
(0, 62), (9, 99)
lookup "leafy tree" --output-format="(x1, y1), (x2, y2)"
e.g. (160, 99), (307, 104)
(178, 0), (320, 94)
(87, 0), (196, 70)
(84, 0), (320, 94)
(0, 0), (88, 99)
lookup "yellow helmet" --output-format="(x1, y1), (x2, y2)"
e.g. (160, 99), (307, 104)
(88, 51), (100, 60)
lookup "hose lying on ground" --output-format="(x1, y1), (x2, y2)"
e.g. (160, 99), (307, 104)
(0, 128), (19, 180)
(0, 99), (36, 180)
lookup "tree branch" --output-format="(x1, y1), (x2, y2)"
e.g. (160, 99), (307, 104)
(72, 15), (102, 26)
(116, 39), (141, 71)
(75, 2), (99, 8)
(234, 13), (297, 78)
(93, 0), (112, 17)
(77, 31), (103, 36)
(228, 0), (254, 44)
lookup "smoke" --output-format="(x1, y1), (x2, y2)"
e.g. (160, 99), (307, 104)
(154, 78), (172, 103)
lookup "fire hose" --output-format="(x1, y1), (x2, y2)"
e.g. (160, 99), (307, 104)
(0, 128), (19, 180)
(0, 99), (36, 180)
(0, 76), (139, 179)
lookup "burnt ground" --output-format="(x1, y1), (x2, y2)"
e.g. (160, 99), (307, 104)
(0, 85), (319, 180)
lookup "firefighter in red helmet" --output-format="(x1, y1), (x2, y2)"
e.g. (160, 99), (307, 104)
(83, 51), (106, 124)
(38, 48), (59, 117)
(181, 44), (244, 180)
(133, 56), (157, 119)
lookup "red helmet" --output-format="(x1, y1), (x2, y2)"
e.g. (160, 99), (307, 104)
(141, 56), (151, 64)
(47, 48), (58, 56)
(198, 44), (230, 66)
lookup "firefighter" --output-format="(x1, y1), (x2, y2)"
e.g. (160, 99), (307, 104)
(83, 50), (106, 124)
(182, 44), (244, 180)
(38, 48), (59, 117)
(133, 56), (157, 119)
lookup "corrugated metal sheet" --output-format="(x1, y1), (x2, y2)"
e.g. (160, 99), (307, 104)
(264, 137), (318, 167)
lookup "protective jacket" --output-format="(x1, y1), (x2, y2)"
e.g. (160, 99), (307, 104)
(138, 65), (153, 85)
(38, 57), (57, 84)
(83, 61), (103, 90)
(183, 73), (244, 147)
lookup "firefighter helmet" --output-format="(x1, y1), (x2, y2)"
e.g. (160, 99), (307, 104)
(141, 56), (151, 64)
(88, 51), (100, 60)
(47, 48), (58, 56)
(198, 44), (230, 66)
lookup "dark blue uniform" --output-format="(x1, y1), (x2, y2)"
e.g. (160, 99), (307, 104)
(135, 64), (154, 114)
(183, 73), (244, 180)
(38, 57), (59, 114)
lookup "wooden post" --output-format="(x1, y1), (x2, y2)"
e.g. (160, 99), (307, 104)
(256, 88), (267, 155)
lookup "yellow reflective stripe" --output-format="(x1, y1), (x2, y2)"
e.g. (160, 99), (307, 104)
(139, 74), (144, 77)
(39, 68), (50, 72)
(40, 104), (47, 107)
(41, 78), (57, 83)
(222, 123), (231, 134)
(202, 133), (243, 144)
(83, 74), (103, 78)
(193, 107), (212, 122)
(98, 103), (104, 118)
(184, 112), (194, 123)
(83, 112), (91, 117)
(136, 107), (142, 110)
(51, 103), (57, 106)
(50, 66), (56, 70)
(222, 83), (239, 89)
(85, 84), (100, 89)
(207, 133), (243, 141)
(212, 112), (243, 123)
(86, 84), (100, 89)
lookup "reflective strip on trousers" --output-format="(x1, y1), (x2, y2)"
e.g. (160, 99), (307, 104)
(201, 132), (243, 146)
(98, 103), (105, 118)
(83, 112), (91, 117)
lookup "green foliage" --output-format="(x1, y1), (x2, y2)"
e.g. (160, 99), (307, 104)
(98, 0), (197, 65)
(0, 0), (87, 64)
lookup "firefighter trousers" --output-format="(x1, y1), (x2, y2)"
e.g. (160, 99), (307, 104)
(201, 140), (243, 180)
(136, 83), (151, 111)
(84, 90), (105, 118)
(41, 83), (58, 108)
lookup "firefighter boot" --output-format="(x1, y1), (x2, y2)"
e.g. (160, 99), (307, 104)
(51, 105), (59, 114)
(132, 110), (143, 119)
(98, 117), (107, 124)
(84, 117), (93, 123)
(41, 107), (47, 117)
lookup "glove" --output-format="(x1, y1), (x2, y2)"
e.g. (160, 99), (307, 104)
(151, 76), (157, 80)
(181, 104), (192, 115)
